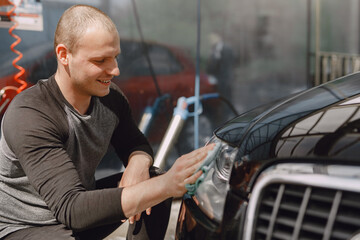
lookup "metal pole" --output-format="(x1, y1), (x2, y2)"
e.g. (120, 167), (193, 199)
(138, 107), (153, 136)
(315, 0), (321, 86)
(154, 97), (188, 170)
(153, 115), (186, 170)
(306, 0), (312, 88)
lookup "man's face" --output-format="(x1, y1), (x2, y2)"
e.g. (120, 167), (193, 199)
(67, 26), (120, 98)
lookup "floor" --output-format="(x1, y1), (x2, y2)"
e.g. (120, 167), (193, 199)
(104, 198), (181, 240)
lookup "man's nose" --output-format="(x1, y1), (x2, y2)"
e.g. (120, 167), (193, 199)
(107, 59), (120, 76)
(111, 66), (120, 76)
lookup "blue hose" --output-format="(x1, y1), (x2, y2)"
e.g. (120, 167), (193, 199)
(194, 0), (202, 149)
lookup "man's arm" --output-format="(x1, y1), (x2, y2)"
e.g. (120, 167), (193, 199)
(105, 84), (154, 166)
(118, 151), (153, 223)
(2, 95), (126, 231)
(120, 144), (214, 218)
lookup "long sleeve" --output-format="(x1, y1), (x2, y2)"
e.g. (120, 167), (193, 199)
(0, 77), (129, 231)
(102, 83), (154, 166)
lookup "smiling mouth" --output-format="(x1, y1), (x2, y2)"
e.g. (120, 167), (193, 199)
(98, 79), (111, 84)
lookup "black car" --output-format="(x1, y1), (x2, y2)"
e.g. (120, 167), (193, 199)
(176, 72), (360, 240)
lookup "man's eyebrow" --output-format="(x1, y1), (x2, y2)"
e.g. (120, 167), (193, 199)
(91, 53), (120, 59)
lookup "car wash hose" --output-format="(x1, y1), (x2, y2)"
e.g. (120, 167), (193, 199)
(131, 0), (162, 97)
(7, 0), (27, 93)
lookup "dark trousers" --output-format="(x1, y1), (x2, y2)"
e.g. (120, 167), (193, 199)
(4, 167), (172, 240)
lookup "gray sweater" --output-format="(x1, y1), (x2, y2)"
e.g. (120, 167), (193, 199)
(0, 75), (153, 238)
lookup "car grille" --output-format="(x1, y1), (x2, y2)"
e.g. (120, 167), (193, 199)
(253, 183), (360, 240)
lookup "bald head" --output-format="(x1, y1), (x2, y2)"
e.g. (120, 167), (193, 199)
(54, 4), (118, 54)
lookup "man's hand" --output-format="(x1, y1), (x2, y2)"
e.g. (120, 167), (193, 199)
(162, 143), (215, 198)
(120, 144), (215, 219)
(118, 152), (152, 224)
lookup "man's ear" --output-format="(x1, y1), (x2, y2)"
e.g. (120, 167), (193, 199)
(56, 44), (69, 66)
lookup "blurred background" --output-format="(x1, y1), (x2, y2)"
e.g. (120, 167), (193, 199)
(1, 0), (360, 174)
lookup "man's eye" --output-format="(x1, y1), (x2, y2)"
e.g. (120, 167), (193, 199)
(94, 59), (105, 63)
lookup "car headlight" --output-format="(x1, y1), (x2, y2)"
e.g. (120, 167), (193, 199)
(194, 137), (238, 222)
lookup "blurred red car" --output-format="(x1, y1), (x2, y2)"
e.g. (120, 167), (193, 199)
(113, 39), (216, 125)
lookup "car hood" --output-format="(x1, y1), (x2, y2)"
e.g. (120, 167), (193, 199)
(215, 72), (360, 161)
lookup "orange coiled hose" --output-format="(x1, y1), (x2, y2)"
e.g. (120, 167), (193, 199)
(7, 0), (27, 93)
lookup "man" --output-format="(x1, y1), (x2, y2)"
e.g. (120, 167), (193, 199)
(0, 5), (213, 240)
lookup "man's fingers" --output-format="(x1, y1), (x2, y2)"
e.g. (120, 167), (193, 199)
(183, 144), (214, 168)
(146, 208), (151, 215)
(129, 213), (142, 224)
(183, 144), (216, 183)
(184, 170), (203, 185)
(185, 157), (205, 177)
(128, 210), (148, 224)
(182, 144), (214, 163)
(184, 144), (215, 176)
